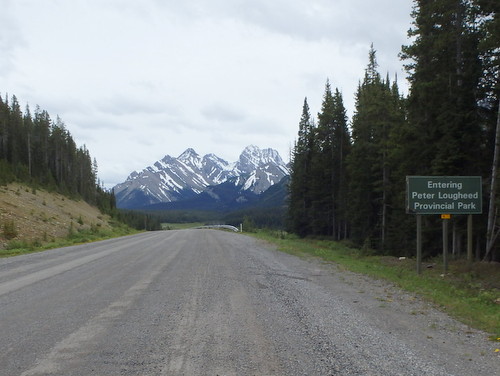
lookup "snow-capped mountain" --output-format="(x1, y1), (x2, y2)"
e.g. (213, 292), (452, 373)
(113, 145), (289, 209)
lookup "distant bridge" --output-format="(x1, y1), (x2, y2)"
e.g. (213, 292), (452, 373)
(195, 225), (240, 232)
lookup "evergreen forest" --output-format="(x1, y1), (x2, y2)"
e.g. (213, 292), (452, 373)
(0, 94), (161, 230)
(287, 0), (500, 261)
(0, 94), (115, 208)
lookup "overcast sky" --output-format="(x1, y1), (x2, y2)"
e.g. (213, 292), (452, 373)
(1, 0), (414, 188)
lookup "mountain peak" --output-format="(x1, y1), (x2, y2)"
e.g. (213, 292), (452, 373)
(243, 144), (259, 152)
(178, 148), (199, 160)
(238, 145), (284, 170)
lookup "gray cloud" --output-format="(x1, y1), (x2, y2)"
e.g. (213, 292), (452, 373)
(0, 0), (26, 77)
(0, 0), (414, 186)
(154, 0), (412, 45)
(201, 103), (247, 123)
(95, 95), (174, 117)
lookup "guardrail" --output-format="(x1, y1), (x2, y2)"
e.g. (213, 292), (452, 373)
(195, 225), (240, 232)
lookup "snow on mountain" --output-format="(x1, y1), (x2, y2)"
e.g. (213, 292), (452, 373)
(113, 145), (289, 209)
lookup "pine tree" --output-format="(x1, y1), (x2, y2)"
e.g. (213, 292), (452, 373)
(0, 94), (9, 161)
(312, 82), (350, 238)
(347, 46), (405, 250)
(401, 0), (483, 175)
(474, 0), (500, 260)
(288, 98), (315, 236)
(331, 88), (351, 239)
(8, 95), (23, 168)
(382, 78), (414, 255)
(347, 48), (381, 247)
(474, 0), (499, 104)
(32, 106), (52, 186)
(310, 80), (337, 236)
(24, 105), (34, 177)
(0, 93), (116, 227)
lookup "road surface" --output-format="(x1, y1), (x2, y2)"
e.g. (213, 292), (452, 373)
(0, 230), (497, 375)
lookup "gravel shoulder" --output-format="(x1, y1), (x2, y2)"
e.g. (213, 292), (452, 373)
(0, 230), (498, 375)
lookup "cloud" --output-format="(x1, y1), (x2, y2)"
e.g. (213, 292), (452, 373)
(0, 0), (26, 77)
(0, 0), (414, 187)
(153, 0), (411, 46)
(201, 103), (247, 123)
(95, 95), (174, 117)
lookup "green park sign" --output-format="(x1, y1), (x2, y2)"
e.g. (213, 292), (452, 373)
(406, 176), (482, 215)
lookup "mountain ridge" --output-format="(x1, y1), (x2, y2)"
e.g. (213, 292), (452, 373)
(114, 145), (289, 209)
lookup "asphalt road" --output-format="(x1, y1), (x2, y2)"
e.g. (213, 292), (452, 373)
(0, 230), (497, 375)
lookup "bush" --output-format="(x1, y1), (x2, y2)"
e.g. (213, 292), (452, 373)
(242, 216), (257, 233)
(3, 220), (18, 240)
(6, 240), (31, 250)
(0, 160), (15, 186)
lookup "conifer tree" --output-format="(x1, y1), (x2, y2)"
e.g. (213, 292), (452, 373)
(474, 0), (500, 260)
(289, 84), (351, 239)
(8, 95), (23, 168)
(32, 106), (52, 185)
(347, 46), (405, 250)
(310, 80), (337, 236)
(401, 0), (483, 175)
(347, 50), (381, 247)
(288, 98), (315, 236)
(331, 88), (351, 239)
(312, 81), (350, 238)
(23, 105), (34, 177)
(0, 94), (9, 161)
(400, 0), (490, 258)
(0, 93), (112, 211)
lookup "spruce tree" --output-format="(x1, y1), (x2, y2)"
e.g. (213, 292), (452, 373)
(400, 0), (488, 258)
(474, 0), (500, 260)
(347, 48), (381, 247)
(347, 46), (405, 250)
(288, 98), (315, 236)
(311, 80), (337, 236)
(306, 81), (350, 238)
(331, 88), (351, 239)
(401, 0), (483, 175)
(23, 105), (34, 177)
(0, 93), (114, 220)
(0, 94), (8, 161)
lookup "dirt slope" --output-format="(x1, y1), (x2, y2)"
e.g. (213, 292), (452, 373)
(0, 183), (110, 250)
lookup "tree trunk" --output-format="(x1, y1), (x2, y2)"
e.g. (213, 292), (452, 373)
(381, 151), (388, 250)
(452, 220), (457, 259)
(484, 97), (500, 261)
(27, 132), (32, 177)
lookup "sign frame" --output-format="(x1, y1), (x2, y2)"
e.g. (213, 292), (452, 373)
(406, 176), (482, 215)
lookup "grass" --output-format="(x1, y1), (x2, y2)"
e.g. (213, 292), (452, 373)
(0, 222), (139, 258)
(1, 221), (210, 257)
(1, 221), (211, 257)
(251, 230), (500, 340)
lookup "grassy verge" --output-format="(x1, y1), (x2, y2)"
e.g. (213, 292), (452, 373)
(0, 221), (139, 258)
(251, 230), (500, 340)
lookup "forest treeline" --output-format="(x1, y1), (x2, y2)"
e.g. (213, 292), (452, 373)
(0, 94), (162, 230)
(0, 94), (114, 209)
(287, 0), (499, 261)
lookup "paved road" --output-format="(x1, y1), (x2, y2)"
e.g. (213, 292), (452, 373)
(0, 230), (497, 375)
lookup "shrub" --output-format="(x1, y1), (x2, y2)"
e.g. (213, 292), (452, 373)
(5, 240), (30, 250)
(3, 220), (18, 240)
